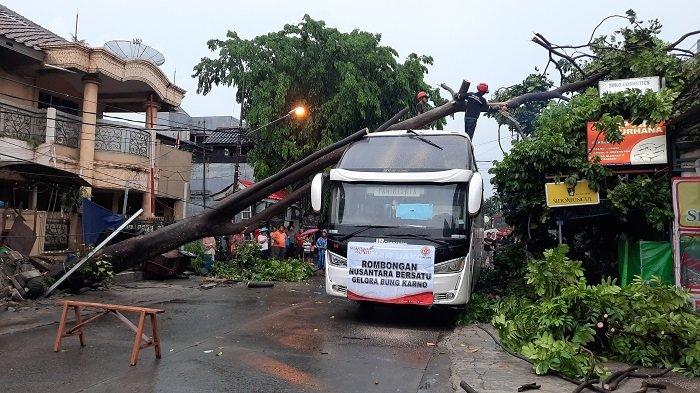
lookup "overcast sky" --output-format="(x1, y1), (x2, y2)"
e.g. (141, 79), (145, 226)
(5, 0), (699, 194)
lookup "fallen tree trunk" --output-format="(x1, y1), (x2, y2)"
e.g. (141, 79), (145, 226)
(90, 107), (411, 274)
(100, 153), (335, 273)
(388, 71), (608, 131)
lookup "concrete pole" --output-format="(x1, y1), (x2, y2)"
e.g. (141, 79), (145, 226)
(78, 75), (100, 195)
(142, 95), (159, 218)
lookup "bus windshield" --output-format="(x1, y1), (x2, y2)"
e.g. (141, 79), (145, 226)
(338, 134), (474, 172)
(329, 182), (468, 236)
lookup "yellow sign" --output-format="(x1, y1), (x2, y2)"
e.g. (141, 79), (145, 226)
(673, 178), (700, 228)
(545, 180), (600, 208)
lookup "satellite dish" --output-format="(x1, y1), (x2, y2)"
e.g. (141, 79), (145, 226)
(103, 39), (165, 66)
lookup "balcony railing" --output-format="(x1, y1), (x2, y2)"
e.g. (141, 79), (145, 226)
(55, 111), (81, 148)
(126, 217), (172, 234)
(0, 99), (47, 143)
(95, 121), (151, 157)
(0, 98), (151, 158)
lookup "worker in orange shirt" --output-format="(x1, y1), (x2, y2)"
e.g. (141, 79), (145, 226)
(270, 224), (287, 260)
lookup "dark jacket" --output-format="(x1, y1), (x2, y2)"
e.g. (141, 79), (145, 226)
(462, 92), (498, 118)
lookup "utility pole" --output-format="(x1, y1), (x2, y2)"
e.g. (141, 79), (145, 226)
(202, 120), (207, 211)
(233, 80), (245, 192)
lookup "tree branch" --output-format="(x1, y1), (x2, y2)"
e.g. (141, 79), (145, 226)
(665, 29), (700, 51)
(533, 34), (588, 77)
(211, 183), (311, 236)
(502, 70), (608, 108)
(388, 71), (608, 131)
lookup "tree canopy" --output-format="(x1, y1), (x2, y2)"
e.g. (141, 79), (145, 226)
(489, 10), (698, 272)
(193, 15), (446, 179)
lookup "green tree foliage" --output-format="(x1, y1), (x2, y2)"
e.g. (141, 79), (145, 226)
(212, 241), (314, 282)
(493, 245), (700, 379)
(489, 14), (698, 262)
(489, 73), (554, 134)
(193, 15), (446, 179)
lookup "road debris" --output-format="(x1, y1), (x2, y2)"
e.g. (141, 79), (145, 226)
(247, 281), (274, 288)
(200, 283), (217, 290)
(518, 382), (541, 391)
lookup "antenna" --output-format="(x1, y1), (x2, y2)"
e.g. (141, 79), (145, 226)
(74, 10), (78, 41)
(103, 39), (165, 66)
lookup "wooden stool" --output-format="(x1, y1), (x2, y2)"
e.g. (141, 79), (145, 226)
(53, 300), (164, 366)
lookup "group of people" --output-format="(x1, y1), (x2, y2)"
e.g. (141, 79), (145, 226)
(227, 224), (329, 271)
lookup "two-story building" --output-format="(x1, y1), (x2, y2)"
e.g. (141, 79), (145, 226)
(0, 5), (191, 255)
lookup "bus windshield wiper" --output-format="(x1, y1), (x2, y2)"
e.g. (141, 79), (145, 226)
(406, 129), (443, 150)
(391, 233), (448, 246)
(339, 225), (395, 242)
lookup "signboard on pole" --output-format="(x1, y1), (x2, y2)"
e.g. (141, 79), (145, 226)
(587, 121), (667, 166)
(671, 177), (700, 310)
(672, 177), (700, 229)
(545, 180), (600, 208)
(598, 76), (661, 96)
(347, 242), (435, 305)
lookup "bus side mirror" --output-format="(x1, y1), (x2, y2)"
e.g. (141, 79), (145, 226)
(468, 173), (483, 217)
(311, 173), (323, 212)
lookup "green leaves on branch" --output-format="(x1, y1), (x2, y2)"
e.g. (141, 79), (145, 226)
(212, 241), (314, 282)
(491, 245), (700, 379)
(193, 15), (445, 179)
(526, 245), (583, 299)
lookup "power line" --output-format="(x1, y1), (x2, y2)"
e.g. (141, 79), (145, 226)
(0, 140), (215, 211)
(0, 74), (224, 133)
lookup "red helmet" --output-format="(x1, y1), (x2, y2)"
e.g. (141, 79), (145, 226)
(416, 91), (428, 100)
(477, 83), (489, 93)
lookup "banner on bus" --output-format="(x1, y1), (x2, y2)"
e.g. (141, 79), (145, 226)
(346, 242), (435, 306)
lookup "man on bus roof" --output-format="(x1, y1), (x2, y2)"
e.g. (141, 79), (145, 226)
(454, 82), (506, 139)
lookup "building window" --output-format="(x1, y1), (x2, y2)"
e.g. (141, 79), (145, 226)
(241, 206), (252, 220)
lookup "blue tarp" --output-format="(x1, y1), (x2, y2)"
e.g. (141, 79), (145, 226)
(82, 199), (125, 245)
(396, 203), (434, 221)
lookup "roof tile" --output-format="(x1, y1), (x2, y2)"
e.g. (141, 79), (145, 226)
(0, 4), (67, 50)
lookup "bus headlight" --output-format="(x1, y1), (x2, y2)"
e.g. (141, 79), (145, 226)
(434, 256), (466, 274)
(328, 251), (347, 267)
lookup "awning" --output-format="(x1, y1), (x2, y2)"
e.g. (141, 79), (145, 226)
(0, 161), (90, 187)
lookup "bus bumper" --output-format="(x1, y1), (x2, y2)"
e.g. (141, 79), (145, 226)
(325, 263), (472, 306)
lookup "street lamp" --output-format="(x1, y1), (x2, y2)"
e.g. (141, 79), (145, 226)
(232, 105), (308, 192)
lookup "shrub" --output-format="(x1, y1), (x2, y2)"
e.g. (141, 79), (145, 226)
(475, 243), (528, 295)
(251, 258), (315, 282)
(183, 240), (206, 272)
(457, 293), (498, 325)
(491, 245), (700, 379)
(209, 240), (314, 282)
(80, 258), (114, 282)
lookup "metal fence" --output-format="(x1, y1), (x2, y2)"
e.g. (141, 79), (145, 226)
(126, 218), (172, 235)
(0, 99), (47, 142)
(44, 218), (70, 252)
(95, 123), (151, 157)
(54, 111), (81, 148)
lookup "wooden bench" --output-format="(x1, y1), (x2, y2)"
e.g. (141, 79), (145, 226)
(53, 300), (164, 366)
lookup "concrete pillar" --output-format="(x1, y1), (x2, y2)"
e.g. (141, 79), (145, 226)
(141, 95), (160, 218)
(45, 107), (56, 144)
(173, 182), (188, 220)
(111, 191), (121, 213)
(79, 75), (100, 195)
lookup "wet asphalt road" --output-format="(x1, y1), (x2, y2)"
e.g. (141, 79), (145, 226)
(0, 277), (456, 392)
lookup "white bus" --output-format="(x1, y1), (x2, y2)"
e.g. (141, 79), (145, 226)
(310, 129), (485, 306)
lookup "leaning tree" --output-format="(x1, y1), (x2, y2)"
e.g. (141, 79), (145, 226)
(86, 11), (698, 274)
